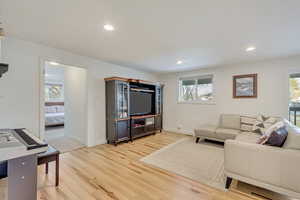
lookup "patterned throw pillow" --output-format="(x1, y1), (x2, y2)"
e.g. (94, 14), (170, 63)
(257, 121), (285, 144)
(252, 115), (278, 135)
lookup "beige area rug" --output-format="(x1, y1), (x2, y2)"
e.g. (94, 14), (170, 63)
(47, 136), (85, 153)
(141, 138), (226, 190)
(141, 137), (294, 200)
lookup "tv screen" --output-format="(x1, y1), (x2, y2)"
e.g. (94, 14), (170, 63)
(130, 91), (152, 115)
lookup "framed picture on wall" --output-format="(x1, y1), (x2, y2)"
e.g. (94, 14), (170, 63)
(233, 74), (257, 98)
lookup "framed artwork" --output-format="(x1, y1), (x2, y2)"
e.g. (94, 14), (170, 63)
(233, 74), (257, 98)
(45, 83), (64, 102)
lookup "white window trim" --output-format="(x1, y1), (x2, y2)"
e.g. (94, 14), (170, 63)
(177, 73), (216, 105)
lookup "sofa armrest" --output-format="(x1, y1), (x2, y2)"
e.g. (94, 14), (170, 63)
(225, 140), (300, 193)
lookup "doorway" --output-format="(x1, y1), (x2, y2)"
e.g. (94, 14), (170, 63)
(289, 73), (300, 127)
(40, 61), (88, 152)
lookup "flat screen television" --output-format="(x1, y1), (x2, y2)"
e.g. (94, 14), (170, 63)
(130, 91), (153, 115)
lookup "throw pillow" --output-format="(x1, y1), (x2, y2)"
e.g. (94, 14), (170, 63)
(252, 115), (278, 135)
(265, 126), (288, 147)
(283, 119), (300, 150)
(264, 121), (285, 137)
(257, 121), (285, 144)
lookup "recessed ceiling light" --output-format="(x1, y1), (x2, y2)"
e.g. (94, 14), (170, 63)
(104, 24), (115, 31)
(246, 46), (256, 52)
(177, 60), (183, 65)
(49, 62), (59, 66)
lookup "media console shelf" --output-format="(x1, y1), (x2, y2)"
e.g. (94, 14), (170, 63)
(105, 77), (163, 145)
(131, 115), (156, 140)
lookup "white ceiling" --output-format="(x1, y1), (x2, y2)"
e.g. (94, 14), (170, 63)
(1, 0), (300, 73)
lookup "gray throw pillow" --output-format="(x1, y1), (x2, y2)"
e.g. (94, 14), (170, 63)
(283, 120), (300, 150)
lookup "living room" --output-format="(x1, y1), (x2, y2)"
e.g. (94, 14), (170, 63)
(0, 0), (300, 200)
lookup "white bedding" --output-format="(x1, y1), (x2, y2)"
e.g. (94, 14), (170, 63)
(45, 112), (64, 126)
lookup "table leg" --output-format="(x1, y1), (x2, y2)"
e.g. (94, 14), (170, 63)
(45, 162), (49, 174)
(294, 111), (297, 125)
(55, 155), (59, 187)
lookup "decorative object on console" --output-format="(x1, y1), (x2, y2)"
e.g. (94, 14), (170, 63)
(233, 74), (257, 98)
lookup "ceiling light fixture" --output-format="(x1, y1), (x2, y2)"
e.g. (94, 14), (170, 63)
(49, 61), (59, 66)
(104, 24), (115, 31)
(176, 60), (183, 65)
(246, 46), (256, 52)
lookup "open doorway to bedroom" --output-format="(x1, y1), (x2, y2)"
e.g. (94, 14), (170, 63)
(41, 61), (87, 153)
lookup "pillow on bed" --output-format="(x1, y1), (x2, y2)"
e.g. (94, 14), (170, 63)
(56, 106), (64, 113)
(45, 106), (57, 113)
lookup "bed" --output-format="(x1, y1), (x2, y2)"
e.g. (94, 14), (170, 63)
(45, 102), (64, 127)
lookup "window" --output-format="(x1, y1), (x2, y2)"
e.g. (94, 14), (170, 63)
(178, 75), (213, 103)
(45, 83), (64, 102)
(289, 73), (300, 127)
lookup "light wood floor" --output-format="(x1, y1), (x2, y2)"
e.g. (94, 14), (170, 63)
(0, 132), (282, 200)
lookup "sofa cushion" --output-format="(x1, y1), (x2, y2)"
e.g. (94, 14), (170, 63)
(194, 125), (217, 139)
(219, 114), (241, 130)
(215, 128), (240, 140)
(283, 120), (300, 150)
(235, 132), (261, 144)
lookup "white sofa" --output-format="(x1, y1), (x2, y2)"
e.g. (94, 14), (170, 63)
(194, 114), (241, 143)
(225, 122), (300, 199)
(194, 114), (300, 198)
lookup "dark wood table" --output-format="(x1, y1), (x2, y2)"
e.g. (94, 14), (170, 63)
(37, 145), (60, 186)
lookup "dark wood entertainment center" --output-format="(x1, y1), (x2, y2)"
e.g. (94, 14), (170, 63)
(105, 77), (163, 145)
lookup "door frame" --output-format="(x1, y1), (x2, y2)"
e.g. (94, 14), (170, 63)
(38, 58), (88, 144)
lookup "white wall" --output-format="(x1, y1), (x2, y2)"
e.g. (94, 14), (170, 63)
(64, 66), (87, 144)
(0, 37), (157, 146)
(159, 56), (300, 135)
(45, 64), (65, 84)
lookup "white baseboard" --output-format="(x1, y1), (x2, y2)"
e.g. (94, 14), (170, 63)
(163, 128), (194, 136)
(87, 138), (107, 147)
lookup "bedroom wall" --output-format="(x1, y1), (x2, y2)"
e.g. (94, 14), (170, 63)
(64, 66), (87, 144)
(0, 37), (158, 146)
(45, 64), (65, 84)
(159, 56), (300, 135)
